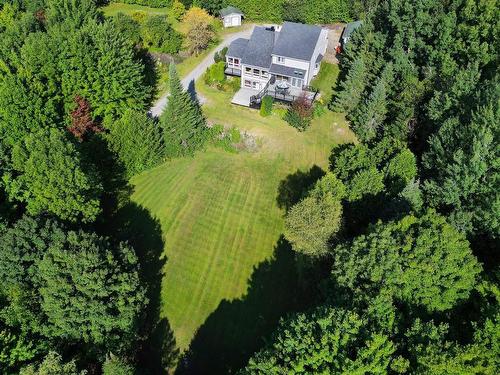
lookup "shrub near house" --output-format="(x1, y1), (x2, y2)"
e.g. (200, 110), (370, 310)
(260, 96), (273, 117)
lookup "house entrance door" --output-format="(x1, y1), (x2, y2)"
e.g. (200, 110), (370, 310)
(291, 78), (304, 88)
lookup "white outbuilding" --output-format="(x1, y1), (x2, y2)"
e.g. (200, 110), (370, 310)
(220, 6), (244, 28)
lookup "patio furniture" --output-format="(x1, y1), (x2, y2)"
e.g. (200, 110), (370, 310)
(276, 82), (290, 95)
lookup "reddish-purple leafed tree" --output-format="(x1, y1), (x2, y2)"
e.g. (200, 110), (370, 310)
(68, 95), (102, 141)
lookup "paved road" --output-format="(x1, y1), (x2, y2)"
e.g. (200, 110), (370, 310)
(149, 25), (255, 117)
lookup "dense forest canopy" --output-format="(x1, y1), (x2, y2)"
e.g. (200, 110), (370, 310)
(0, 0), (498, 374)
(243, 0), (499, 373)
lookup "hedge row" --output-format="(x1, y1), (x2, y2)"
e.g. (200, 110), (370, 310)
(111, 0), (172, 8)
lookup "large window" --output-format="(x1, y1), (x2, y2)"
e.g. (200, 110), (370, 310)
(291, 78), (304, 88)
(227, 57), (240, 68)
(244, 67), (269, 78)
(275, 75), (289, 83)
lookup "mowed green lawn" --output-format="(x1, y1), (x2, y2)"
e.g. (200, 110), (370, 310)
(101, 2), (172, 18)
(129, 64), (354, 353)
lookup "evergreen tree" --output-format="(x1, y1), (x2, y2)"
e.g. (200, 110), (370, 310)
(20, 351), (84, 375)
(160, 64), (207, 157)
(45, 0), (99, 28)
(351, 71), (389, 142)
(109, 109), (164, 177)
(102, 355), (135, 375)
(423, 78), (499, 238)
(332, 57), (367, 113)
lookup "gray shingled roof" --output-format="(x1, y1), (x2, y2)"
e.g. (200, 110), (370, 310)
(241, 27), (275, 68)
(269, 64), (306, 78)
(272, 22), (322, 61)
(226, 38), (248, 59)
(342, 21), (363, 42)
(220, 6), (243, 17)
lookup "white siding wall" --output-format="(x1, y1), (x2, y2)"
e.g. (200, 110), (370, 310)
(309, 29), (328, 81)
(223, 13), (242, 28)
(240, 64), (270, 90)
(271, 55), (311, 82)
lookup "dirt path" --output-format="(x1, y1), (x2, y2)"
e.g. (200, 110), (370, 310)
(324, 23), (345, 64)
(149, 26), (255, 117)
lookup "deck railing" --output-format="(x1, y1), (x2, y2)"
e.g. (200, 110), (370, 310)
(224, 66), (242, 76)
(250, 83), (318, 105)
(249, 80), (271, 104)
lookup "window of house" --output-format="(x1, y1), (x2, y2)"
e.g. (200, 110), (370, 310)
(276, 75), (289, 82)
(253, 68), (260, 76)
(244, 80), (251, 87)
(315, 63), (319, 69)
(262, 71), (268, 77)
(228, 57), (233, 63)
(234, 58), (240, 66)
(245, 67), (252, 73)
(277, 56), (285, 63)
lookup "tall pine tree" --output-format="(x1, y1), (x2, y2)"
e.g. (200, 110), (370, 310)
(160, 64), (207, 157)
(332, 57), (367, 113)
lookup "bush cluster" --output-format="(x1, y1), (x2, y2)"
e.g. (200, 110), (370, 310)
(284, 94), (314, 131)
(214, 47), (228, 63)
(208, 124), (241, 153)
(112, 0), (172, 7)
(260, 96), (274, 117)
(204, 62), (226, 87)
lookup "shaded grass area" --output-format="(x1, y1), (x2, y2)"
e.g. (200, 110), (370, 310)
(311, 62), (340, 103)
(127, 72), (354, 371)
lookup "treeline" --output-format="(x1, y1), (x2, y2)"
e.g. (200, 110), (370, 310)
(121, 0), (370, 23)
(112, 0), (172, 7)
(240, 0), (499, 373)
(0, 0), (207, 373)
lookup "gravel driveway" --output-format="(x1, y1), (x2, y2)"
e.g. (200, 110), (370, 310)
(149, 25), (255, 117)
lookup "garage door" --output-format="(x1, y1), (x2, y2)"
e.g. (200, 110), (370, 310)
(232, 16), (239, 26)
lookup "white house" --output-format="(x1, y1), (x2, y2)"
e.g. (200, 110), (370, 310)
(220, 6), (243, 28)
(225, 22), (328, 106)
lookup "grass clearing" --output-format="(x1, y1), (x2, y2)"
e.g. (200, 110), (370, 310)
(311, 62), (340, 103)
(101, 2), (172, 18)
(130, 75), (354, 360)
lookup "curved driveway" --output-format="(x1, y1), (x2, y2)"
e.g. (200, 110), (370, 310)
(149, 25), (255, 117)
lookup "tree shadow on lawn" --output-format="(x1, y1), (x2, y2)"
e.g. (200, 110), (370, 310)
(175, 236), (317, 375)
(113, 202), (180, 374)
(276, 165), (325, 211)
(92, 134), (178, 373)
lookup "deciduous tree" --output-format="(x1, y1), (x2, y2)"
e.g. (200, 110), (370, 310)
(141, 15), (182, 53)
(243, 307), (397, 374)
(332, 211), (481, 311)
(3, 128), (102, 222)
(68, 95), (102, 141)
(181, 7), (215, 55)
(284, 173), (344, 256)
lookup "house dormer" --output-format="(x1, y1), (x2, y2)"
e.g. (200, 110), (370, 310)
(274, 55), (286, 65)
